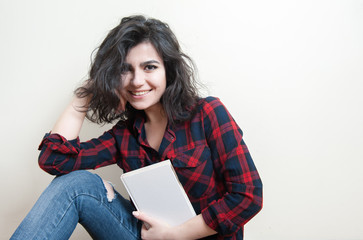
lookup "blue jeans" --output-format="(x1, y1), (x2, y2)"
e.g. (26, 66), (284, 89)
(11, 170), (141, 240)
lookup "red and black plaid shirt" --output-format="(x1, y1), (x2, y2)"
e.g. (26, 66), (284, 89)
(39, 96), (262, 239)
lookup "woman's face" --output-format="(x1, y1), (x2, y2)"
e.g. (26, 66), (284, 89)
(120, 41), (167, 113)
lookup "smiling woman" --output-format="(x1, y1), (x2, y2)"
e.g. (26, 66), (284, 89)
(121, 42), (168, 151)
(120, 42), (167, 114)
(10, 15), (262, 240)
(75, 15), (199, 126)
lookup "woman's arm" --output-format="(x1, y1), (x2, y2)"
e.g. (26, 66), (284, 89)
(200, 97), (263, 235)
(38, 95), (126, 175)
(51, 96), (89, 140)
(173, 214), (217, 239)
(133, 212), (217, 240)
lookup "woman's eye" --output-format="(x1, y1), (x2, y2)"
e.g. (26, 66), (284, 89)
(145, 65), (157, 71)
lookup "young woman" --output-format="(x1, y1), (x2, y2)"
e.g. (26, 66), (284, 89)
(11, 15), (262, 240)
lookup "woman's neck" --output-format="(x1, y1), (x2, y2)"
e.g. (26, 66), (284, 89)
(144, 103), (168, 151)
(144, 102), (167, 125)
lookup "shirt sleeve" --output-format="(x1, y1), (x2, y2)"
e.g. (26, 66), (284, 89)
(38, 123), (122, 176)
(200, 97), (263, 236)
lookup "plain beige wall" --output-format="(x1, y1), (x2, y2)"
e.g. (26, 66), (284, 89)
(1, 0), (363, 239)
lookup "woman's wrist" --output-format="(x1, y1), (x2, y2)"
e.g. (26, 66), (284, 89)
(167, 214), (217, 240)
(164, 226), (182, 240)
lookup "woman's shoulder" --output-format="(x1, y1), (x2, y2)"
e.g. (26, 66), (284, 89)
(198, 96), (221, 106)
(198, 96), (220, 103)
(196, 96), (236, 122)
(196, 96), (226, 112)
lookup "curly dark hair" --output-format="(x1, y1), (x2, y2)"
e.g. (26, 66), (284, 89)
(75, 15), (200, 125)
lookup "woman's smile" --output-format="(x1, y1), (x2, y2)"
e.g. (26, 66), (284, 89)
(130, 90), (152, 97)
(120, 41), (167, 113)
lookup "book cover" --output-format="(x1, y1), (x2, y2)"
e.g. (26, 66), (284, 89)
(120, 160), (196, 227)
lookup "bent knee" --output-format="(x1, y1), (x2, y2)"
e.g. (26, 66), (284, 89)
(52, 170), (97, 187)
(50, 171), (116, 202)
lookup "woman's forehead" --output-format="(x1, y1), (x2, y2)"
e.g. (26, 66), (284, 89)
(125, 42), (163, 64)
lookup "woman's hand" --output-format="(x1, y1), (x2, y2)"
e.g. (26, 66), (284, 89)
(132, 211), (175, 240)
(132, 211), (217, 240)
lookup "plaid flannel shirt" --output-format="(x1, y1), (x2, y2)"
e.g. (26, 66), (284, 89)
(39, 96), (262, 239)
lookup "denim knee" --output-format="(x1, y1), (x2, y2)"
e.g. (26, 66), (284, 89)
(48, 170), (103, 197)
(54, 170), (96, 184)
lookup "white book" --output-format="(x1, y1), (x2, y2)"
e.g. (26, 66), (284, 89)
(120, 160), (196, 227)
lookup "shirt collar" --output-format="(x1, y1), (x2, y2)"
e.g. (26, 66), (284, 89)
(132, 113), (176, 157)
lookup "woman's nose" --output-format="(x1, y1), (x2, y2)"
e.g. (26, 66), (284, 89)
(131, 70), (145, 87)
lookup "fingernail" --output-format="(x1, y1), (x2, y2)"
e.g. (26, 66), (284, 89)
(132, 211), (139, 216)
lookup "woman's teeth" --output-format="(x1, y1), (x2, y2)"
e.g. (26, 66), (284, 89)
(132, 90), (150, 96)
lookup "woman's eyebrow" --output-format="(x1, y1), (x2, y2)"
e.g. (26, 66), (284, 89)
(140, 60), (161, 67)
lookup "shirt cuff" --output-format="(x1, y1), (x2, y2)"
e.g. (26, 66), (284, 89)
(38, 132), (80, 154)
(201, 200), (239, 236)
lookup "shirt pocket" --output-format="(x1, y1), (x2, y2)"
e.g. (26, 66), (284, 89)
(171, 145), (216, 200)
